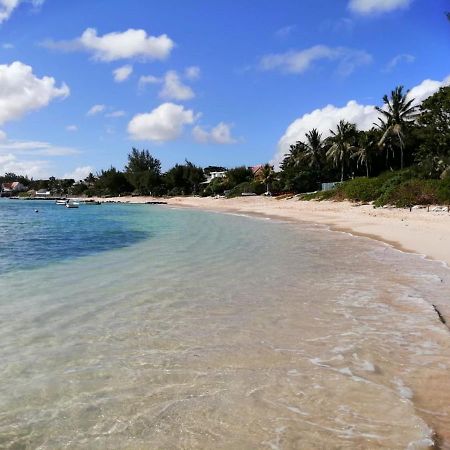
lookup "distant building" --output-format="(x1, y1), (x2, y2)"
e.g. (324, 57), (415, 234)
(204, 171), (227, 184)
(35, 189), (51, 198)
(321, 182), (342, 191)
(1, 181), (27, 193)
(250, 165), (264, 181)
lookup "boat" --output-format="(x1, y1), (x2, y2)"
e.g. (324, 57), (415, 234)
(65, 201), (79, 208)
(55, 199), (67, 205)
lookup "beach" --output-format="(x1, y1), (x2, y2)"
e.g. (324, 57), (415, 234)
(94, 195), (450, 267)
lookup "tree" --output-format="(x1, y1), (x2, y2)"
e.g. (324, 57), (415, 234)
(302, 129), (325, 170)
(125, 148), (162, 195)
(376, 86), (417, 169)
(95, 167), (133, 195)
(352, 130), (378, 178)
(260, 163), (276, 194)
(415, 86), (450, 177)
(326, 120), (358, 181)
(164, 160), (205, 195)
(226, 166), (253, 187)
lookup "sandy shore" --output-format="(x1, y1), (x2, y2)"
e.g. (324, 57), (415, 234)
(94, 195), (450, 268)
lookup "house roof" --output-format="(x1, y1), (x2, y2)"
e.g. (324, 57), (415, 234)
(2, 182), (13, 190)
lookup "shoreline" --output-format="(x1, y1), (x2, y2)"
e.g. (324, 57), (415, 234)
(93, 195), (450, 268)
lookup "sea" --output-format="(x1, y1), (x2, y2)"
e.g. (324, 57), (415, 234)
(0, 198), (449, 449)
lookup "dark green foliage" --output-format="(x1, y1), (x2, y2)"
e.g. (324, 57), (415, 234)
(337, 177), (385, 202)
(94, 167), (133, 196)
(226, 166), (253, 186)
(226, 181), (265, 198)
(164, 161), (205, 195)
(125, 148), (162, 195)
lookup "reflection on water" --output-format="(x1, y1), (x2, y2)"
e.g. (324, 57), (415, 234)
(0, 206), (449, 449)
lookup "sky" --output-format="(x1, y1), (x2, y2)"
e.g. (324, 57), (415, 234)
(0, 0), (449, 180)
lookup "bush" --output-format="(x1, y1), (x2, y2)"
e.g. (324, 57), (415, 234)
(227, 181), (265, 198)
(437, 177), (450, 203)
(337, 177), (384, 202)
(375, 179), (439, 207)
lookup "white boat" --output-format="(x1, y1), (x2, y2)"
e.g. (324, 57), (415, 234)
(65, 201), (79, 208)
(55, 199), (67, 205)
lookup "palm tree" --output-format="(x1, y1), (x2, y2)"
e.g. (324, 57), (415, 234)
(302, 129), (325, 170)
(326, 120), (358, 181)
(352, 131), (377, 178)
(261, 163), (276, 195)
(376, 86), (417, 170)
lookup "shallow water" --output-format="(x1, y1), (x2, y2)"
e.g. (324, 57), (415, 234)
(0, 199), (449, 449)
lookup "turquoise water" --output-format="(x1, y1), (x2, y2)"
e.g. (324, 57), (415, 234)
(0, 199), (150, 274)
(0, 199), (449, 448)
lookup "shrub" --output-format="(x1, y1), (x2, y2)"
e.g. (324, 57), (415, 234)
(437, 177), (450, 203)
(337, 177), (384, 202)
(227, 181), (265, 198)
(375, 179), (439, 207)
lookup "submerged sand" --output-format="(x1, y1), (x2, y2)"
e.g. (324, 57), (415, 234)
(94, 195), (450, 267)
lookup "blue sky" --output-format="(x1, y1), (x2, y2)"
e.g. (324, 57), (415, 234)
(0, 0), (449, 179)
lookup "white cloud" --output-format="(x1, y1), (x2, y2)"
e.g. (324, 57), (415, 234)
(0, 130), (6, 140)
(0, 139), (79, 156)
(0, 153), (49, 178)
(406, 76), (450, 105)
(128, 102), (196, 142)
(86, 104), (106, 116)
(160, 70), (195, 100)
(193, 122), (238, 145)
(185, 66), (200, 80)
(63, 165), (93, 181)
(66, 124), (78, 132)
(113, 64), (133, 82)
(260, 45), (372, 76)
(384, 53), (415, 72)
(0, 0), (44, 24)
(43, 28), (175, 62)
(138, 74), (161, 88)
(274, 25), (296, 39)
(274, 74), (450, 167)
(106, 110), (125, 118)
(0, 61), (69, 125)
(2, 43), (14, 49)
(348, 0), (412, 15)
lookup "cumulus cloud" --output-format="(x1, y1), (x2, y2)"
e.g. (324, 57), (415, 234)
(348, 0), (412, 15)
(0, 61), (69, 125)
(63, 165), (93, 181)
(66, 124), (78, 132)
(384, 53), (415, 72)
(260, 45), (372, 76)
(193, 122), (238, 145)
(274, 74), (450, 166)
(86, 104), (106, 116)
(42, 28), (175, 62)
(0, 0), (44, 24)
(138, 70), (196, 100)
(160, 70), (195, 100)
(113, 64), (133, 82)
(128, 102), (196, 142)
